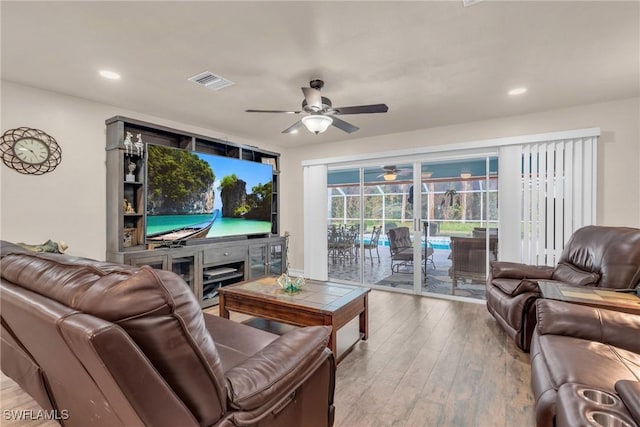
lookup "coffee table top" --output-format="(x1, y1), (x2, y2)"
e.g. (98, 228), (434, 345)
(538, 280), (640, 314)
(219, 276), (370, 313)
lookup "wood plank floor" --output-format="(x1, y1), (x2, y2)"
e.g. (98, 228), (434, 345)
(0, 290), (535, 427)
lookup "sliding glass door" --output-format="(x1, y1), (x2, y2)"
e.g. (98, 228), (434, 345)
(326, 155), (498, 301)
(327, 167), (362, 284)
(419, 157), (498, 298)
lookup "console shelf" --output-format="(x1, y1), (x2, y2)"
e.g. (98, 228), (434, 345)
(114, 237), (285, 308)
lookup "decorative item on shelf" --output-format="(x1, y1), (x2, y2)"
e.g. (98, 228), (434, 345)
(123, 132), (144, 156)
(125, 160), (137, 182)
(277, 273), (305, 294)
(123, 228), (138, 248)
(261, 157), (277, 170)
(16, 239), (68, 253)
(123, 197), (136, 214)
(123, 131), (133, 155)
(284, 231), (291, 273)
(0, 127), (62, 175)
(133, 133), (144, 156)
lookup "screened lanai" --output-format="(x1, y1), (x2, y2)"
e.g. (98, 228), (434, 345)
(327, 157), (498, 301)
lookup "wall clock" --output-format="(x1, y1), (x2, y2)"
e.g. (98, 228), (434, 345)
(0, 127), (62, 175)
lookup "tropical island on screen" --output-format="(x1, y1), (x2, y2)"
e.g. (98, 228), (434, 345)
(145, 145), (273, 241)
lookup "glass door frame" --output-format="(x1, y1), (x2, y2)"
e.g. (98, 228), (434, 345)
(326, 149), (499, 298)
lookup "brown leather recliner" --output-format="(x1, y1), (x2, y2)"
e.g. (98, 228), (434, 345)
(531, 299), (640, 427)
(0, 241), (335, 427)
(486, 225), (640, 351)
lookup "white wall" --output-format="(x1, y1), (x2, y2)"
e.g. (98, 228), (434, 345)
(0, 81), (273, 259)
(281, 97), (640, 272)
(3, 81), (638, 268)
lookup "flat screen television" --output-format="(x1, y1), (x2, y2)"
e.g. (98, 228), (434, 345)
(145, 144), (273, 242)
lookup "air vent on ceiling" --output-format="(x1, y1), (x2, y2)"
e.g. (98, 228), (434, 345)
(462, 0), (484, 7)
(188, 71), (234, 91)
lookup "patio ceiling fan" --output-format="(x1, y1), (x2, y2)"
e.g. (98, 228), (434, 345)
(245, 79), (388, 135)
(377, 165), (411, 181)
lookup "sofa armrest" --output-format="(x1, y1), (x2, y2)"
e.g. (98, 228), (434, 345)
(536, 299), (640, 353)
(615, 380), (640, 424)
(225, 325), (332, 411)
(490, 261), (555, 280)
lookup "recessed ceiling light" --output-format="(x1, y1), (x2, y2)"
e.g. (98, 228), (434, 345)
(99, 70), (121, 80)
(508, 87), (527, 96)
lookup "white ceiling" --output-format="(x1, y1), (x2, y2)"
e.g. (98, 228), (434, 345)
(2, 1), (638, 148)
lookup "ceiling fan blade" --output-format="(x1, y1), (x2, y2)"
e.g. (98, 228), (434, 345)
(245, 109), (302, 114)
(330, 116), (360, 133)
(281, 120), (304, 134)
(334, 104), (389, 115)
(301, 87), (322, 111)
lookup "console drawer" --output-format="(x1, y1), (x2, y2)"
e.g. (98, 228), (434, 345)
(203, 246), (246, 265)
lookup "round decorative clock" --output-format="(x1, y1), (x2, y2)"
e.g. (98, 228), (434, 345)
(0, 127), (62, 175)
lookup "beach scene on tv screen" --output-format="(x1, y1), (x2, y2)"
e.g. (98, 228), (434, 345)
(146, 145), (272, 241)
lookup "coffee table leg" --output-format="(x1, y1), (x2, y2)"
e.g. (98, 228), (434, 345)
(219, 293), (230, 319)
(328, 327), (338, 358)
(359, 293), (369, 340)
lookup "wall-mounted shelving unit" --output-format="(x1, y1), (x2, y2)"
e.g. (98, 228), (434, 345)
(105, 116), (285, 307)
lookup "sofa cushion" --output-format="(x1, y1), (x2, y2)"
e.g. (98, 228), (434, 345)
(203, 313), (278, 371)
(558, 225), (640, 288)
(535, 335), (640, 392)
(0, 243), (227, 426)
(536, 299), (640, 354)
(492, 278), (540, 297)
(388, 227), (412, 250)
(225, 326), (331, 410)
(490, 261), (555, 280)
(616, 380), (640, 424)
(552, 262), (600, 286)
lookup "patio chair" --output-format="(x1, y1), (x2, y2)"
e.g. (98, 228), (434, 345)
(387, 226), (433, 275)
(327, 224), (358, 263)
(448, 236), (498, 289)
(363, 225), (382, 264)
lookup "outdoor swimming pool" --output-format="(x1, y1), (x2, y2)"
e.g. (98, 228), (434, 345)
(371, 236), (451, 250)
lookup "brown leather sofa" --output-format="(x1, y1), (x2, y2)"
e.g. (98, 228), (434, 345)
(0, 241), (335, 427)
(486, 225), (640, 351)
(531, 299), (640, 427)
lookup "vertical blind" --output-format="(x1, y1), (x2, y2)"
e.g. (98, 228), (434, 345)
(303, 164), (329, 280)
(515, 136), (597, 265)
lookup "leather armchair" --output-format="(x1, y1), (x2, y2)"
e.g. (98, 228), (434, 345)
(1, 241), (335, 427)
(486, 225), (640, 351)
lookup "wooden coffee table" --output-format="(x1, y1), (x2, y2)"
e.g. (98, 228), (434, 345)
(219, 277), (370, 363)
(538, 281), (640, 315)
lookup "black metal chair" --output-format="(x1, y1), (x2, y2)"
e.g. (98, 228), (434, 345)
(363, 226), (382, 264)
(387, 226), (433, 275)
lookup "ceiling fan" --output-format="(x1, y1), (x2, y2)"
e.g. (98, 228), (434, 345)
(377, 165), (411, 181)
(245, 79), (388, 135)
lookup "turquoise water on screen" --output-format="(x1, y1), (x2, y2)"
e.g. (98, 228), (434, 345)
(147, 214), (271, 237)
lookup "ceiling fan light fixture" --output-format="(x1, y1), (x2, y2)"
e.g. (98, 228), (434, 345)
(383, 172), (397, 181)
(301, 115), (333, 134)
(508, 87), (528, 96)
